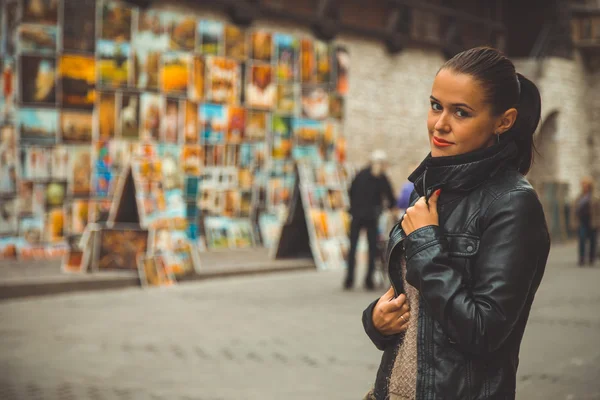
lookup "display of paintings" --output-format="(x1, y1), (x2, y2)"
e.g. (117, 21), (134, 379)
(69, 146), (92, 195)
(19, 216), (44, 245)
(271, 115), (293, 160)
(293, 118), (322, 146)
(133, 10), (168, 90)
(22, 0), (59, 25)
(200, 103), (227, 144)
(0, 125), (18, 195)
(97, 40), (130, 89)
(162, 12), (196, 52)
(51, 146), (69, 180)
(276, 84), (299, 115)
(60, 110), (93, 143)
(16, 181), (34, 215)
(161, 52), (190, 95)
(19, 55), (56, 105)
(138, 253), (175, 287)
(258, 212), (281, 248)
(206, 56), (240, 105)
(45, 206), (65, 242)
(70, 199), (89, 235)
(140, 92), (164, 141)
(94, 226), (148, 270)
(3, 6), (351, 262)
(301, 86), (329, 120)
(227, 106), (245, 144)
(246, 64), (275, 109)
(18, 24), (58, 54)
(0, 198), (18, 234)
(97, 91), (116, 139)
(224, 24), (246, 60)
(189, 55), (205, 102)
(183, 100), (199, 143)
(198, 20), (223, 56)
(18, 107), (58, 145)
(250, 31), (272, 62)
(100, 1), (132, 42)
(118, 92), (140, 140)
(300, 39), (315, 83)
(61, 0), (96, 53)
(314, 41), (331, 84)
(274, 34), (298, 82)
(246, 110), (268, 142)
(163, 98), (180, 144)
(61, 249), (84, 273)
(59, 54), (96, 109)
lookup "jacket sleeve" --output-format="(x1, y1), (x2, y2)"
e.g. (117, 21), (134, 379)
(404, 189), (550, 355)
(362, 298), (404, 351)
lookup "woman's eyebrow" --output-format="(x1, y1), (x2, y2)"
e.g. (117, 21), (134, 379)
(430, 95), (475, 112)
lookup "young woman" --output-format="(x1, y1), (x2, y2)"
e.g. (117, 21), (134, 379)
(362, 47), (551, 400)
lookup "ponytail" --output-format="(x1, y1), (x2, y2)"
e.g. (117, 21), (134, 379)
(509, 73), (541, 175)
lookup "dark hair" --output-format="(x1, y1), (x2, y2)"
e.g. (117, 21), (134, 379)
(441, 47), (541, 175)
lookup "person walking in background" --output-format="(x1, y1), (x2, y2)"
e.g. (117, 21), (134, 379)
(571, 176), (600, 266)
(396, 164), (417, 211)
(346, 150), (397, 291)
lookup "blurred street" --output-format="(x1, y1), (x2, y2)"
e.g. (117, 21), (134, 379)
(1, 242), (599, 400)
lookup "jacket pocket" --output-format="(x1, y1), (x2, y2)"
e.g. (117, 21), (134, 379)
(444, 233), (480, 257)
(444, 233), (480, 292)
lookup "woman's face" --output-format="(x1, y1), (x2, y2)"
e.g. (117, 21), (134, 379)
(427, 69), (508, 158)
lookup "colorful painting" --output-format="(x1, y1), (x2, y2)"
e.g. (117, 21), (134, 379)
(95, 226), (149, 270)
(18, 24), (57, 54)
(274, 33), (298, 82)
(100, 1), (132, 41)
(97, 40), (130, 89)
(161, 51), (190, 95)
(224, 24), (246, 60)
(200, 103), (227, 144)
(206, 57), (240, 105)
(19, 55), (56, 105)
(59, 54), (96, 109)
(18, 107), (58, 145)
(246, 64), (275, 109)
(250, 31), (272, 62)
(22, 0), (58, 24)
(198, 20), (223, 56)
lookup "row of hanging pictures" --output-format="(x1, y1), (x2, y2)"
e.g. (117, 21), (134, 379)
(1, 0), (349, 92)
(0, 0), (352, 261)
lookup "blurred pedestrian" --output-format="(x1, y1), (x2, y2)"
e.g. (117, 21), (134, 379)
(571, 176), (599, 266)
(346, 150), (397, 291)
(362, 47), (550, 400)
(396, 164), (417, 211)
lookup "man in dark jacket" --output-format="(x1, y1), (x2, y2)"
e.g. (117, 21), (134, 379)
(346, 150), (396, 290)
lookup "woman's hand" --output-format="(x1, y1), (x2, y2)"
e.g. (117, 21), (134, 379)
(372, 286), (411, 336)
(401, 189), (441, 235)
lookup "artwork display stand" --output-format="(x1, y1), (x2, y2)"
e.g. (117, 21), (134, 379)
(272, 161), (353, 270)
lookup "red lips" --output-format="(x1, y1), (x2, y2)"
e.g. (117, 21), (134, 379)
(432, 136), (454, 147)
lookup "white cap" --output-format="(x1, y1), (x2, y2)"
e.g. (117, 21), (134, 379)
(371, 149), (387, 163)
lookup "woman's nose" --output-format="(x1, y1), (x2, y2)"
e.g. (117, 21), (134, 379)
(434, 112), (451, 133)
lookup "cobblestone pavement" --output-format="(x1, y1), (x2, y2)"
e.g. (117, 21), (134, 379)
(0, 243), (599, 400)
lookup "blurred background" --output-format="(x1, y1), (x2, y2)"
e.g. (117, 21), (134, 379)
(0, 0), (599, 399)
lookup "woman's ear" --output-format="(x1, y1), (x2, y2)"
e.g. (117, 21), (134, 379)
(496, 108), (518, 135)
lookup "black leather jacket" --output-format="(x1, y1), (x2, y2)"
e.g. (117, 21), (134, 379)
(362, 142), (551, 400)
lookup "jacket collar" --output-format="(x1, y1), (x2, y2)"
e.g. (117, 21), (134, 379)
(409, 141), (519, 198)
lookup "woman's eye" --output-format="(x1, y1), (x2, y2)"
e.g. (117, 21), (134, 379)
(431, 102), (442, 111)
(455, 109), (470, 118)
